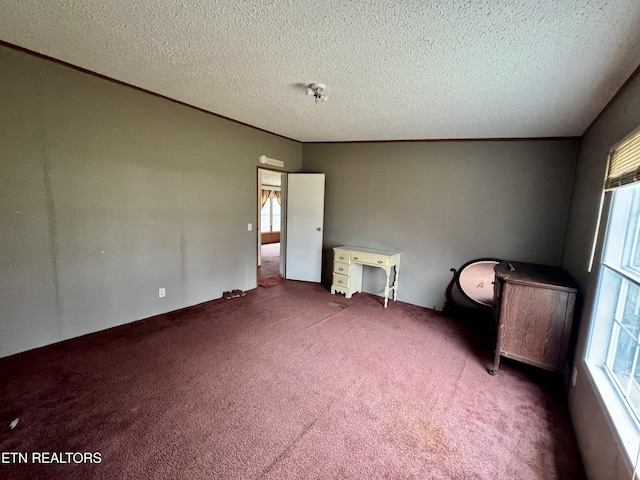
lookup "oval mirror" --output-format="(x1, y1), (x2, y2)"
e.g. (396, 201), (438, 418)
(456, 258), (501, 307)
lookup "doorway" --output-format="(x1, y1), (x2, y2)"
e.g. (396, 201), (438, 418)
(256, 169), (325, 287)
(257, 168), (285, 286)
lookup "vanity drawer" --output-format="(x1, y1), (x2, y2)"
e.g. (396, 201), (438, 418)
(332, 273), (350, 288)
(333, 262), (352, 275)
(334, 249), (351, 264)
(349, 252), (389, 267)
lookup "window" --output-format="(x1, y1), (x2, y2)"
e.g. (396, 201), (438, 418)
(586, 126), (640, 465)
(260, 194), (281, 233)
(590, 185), (640, 417)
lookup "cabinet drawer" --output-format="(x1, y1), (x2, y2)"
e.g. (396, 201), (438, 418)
(332, 273), (350, 288)
(333, 262), (351, 275)
(334, 249), (351, 264)
(349, 252), (389, 267)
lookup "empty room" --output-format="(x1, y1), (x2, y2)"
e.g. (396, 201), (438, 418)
(2, 1), (640, 479)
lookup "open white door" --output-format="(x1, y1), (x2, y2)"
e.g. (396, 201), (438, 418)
(279, 173), (287, 278)
(286, 173), (325, 282)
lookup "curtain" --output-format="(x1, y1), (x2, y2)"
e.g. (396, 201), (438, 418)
(261, 189), (271, 208)
(274, 191), (282, 205)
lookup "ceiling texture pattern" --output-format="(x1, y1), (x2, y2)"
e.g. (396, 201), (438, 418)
(2, 0), (640, 142)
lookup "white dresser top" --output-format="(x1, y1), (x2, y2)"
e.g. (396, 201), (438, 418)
(334, 245), (400, 257)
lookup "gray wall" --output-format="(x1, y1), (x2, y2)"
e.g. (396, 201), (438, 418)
(0, 45), (301, 358)
(563, 71), (640, 479)
(302, 140), (578, 310)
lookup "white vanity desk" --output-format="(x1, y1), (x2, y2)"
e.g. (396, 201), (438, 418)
(331, 246), (402, 308)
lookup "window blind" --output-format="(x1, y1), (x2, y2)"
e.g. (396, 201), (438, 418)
(606, 127), (640, 189)
(589, 125), (640, 271)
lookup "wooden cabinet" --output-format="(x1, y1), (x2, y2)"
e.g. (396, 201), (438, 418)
(490, 261), (577, 375)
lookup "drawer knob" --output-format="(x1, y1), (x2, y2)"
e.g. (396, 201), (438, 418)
(338, 267), (344, 271)
(338, 280), (343, 284)
(377, 260), (383, 264)
(339, 256), (344, 260)
(353, 256), (359, 260)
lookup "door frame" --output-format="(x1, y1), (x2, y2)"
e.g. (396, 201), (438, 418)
(256, 167), (288, 285)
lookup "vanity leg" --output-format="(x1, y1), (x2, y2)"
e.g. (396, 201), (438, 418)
(393, 266), (400, 301)
(383, 267), (391, 308)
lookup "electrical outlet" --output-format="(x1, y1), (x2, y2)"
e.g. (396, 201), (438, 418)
(159, 288), (166, 298)
(571, 367), (578, 386)
(248, 223), (253, 231)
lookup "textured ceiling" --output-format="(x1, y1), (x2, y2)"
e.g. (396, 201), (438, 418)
(2, 1), (640, 142)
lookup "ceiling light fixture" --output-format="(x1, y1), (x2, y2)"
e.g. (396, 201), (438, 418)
(306, 83), (328, 103)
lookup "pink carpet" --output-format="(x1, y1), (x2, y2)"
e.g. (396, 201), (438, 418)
(258, 242), (281, 281)
(0, 281), (585, 479)
(258, 275), (286, 288)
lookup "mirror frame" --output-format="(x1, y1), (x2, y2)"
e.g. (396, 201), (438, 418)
(455, 258), (502, 307)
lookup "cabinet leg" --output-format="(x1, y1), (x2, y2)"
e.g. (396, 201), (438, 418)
(488, 317), (505, 376)
(488, 352), (501, 376)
